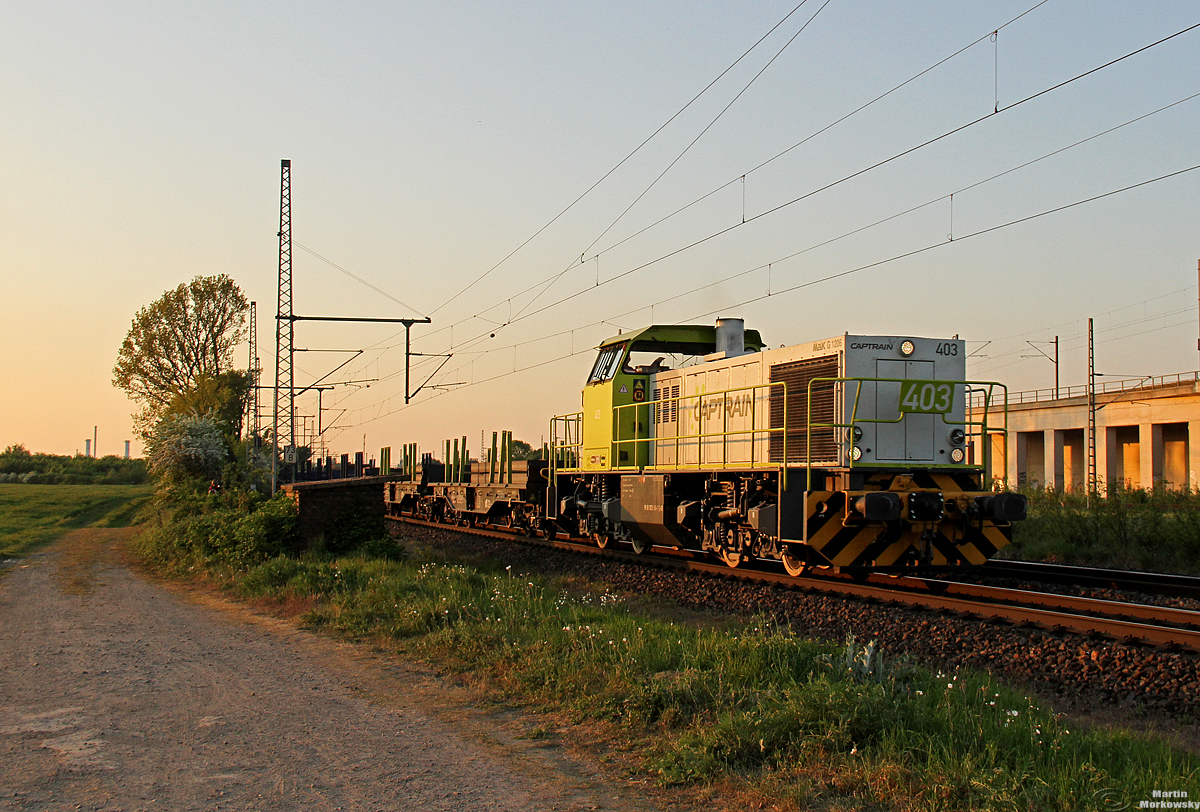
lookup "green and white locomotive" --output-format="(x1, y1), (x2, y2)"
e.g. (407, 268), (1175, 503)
(384, 319), (1025, 575)
(545, 319), (1024, 573)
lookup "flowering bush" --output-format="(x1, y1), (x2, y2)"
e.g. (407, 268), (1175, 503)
(145, 413), (227, 481)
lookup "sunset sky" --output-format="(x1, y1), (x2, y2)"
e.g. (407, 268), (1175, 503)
(3, 1), (1198, 459)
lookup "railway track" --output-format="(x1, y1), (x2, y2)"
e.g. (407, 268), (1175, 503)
(977, 560), (1200, 601)
(388, 514), (1200, 653)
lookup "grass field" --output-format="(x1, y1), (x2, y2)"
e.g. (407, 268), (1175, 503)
(0, 483), (152, 558)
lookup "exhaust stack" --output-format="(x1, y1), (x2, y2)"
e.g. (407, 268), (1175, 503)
(715, 318), (746, 359)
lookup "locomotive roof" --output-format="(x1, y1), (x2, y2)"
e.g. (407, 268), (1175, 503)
(597, 324), (765, 355)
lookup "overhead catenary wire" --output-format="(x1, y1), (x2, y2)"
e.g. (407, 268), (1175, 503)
(398, 0), (1058, 358)
(295, 242), (426, 316)
(357, 86), (1200, 372)
(300, 15), (1200, 438)
(425, 0), (822, 319)
(324, 160), (1200, 438)
(516, 0), (836, 319)
(390, 17), (1200, 373)
(327, 87), (1200, 416)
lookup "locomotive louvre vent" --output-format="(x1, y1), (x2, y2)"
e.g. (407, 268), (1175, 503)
(769, 355), (839, 464)
(653, 385), (680, 424)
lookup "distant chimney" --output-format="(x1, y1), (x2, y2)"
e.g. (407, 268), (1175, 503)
(125, 441), (131, 459)
(85, 439), (91, 457)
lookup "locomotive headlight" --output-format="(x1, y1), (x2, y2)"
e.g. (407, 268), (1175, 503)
(851, 446), (863, 461)
(950, 447), (966, 463)
(900, 340), (915, 356)
(949, 428), (965, 446)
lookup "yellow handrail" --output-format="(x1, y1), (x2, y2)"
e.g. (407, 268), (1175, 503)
(587, 381), (792, 487)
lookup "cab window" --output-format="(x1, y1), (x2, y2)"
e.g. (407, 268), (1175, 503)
(587, 343), (626, 384)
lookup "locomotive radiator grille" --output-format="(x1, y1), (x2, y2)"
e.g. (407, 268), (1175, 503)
(769, 355), (839, 464)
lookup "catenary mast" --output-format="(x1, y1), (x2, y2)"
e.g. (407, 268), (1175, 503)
(271, 159), (294, 491)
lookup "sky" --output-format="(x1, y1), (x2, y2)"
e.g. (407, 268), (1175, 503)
(3, 0), (1199, 459)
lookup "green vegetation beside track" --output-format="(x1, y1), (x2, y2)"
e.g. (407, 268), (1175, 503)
(1007, 486), (1200, 575)
(0, 483), (152, 558)
(137, 496), (1199, 811)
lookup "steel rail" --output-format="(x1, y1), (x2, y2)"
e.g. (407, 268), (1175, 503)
(389, 514), (1200, 653)
(861, 573), (1200, 630)
(979, 560), (1200, 601)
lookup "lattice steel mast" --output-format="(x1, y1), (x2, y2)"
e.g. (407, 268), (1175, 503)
(1087, 317), (1097, 503)
(246, 300), (261, 441)
(271, 159), (294, 491)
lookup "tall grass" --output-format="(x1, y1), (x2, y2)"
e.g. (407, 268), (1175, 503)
(226, 547), (1198, 810)
(0, 483), (152, 558)
(1006, 485), (1200, 573)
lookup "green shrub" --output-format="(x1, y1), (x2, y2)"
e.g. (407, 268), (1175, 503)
(1007, 485), (1200, 573)
(323, 509), (388, 557)
(137, 490), (298, 571)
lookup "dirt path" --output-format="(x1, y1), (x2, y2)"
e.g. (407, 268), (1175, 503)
(0, 529), (663, 812)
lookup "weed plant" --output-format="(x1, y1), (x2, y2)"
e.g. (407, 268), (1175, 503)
(222, 546), (1197, 810)
(1006, 485), (1200, 574)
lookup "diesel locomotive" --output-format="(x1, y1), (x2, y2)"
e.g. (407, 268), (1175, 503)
(384, 319), (1025, 574)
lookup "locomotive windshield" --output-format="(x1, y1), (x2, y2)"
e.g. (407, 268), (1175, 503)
(587, 343), (626, 384)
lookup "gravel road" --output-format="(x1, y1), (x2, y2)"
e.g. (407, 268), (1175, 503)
(0, 528), (661, 812)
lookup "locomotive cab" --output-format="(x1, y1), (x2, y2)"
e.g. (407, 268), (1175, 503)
(578, 323), (765, 471)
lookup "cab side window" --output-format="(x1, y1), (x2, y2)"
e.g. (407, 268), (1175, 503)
(587, 344), (626, 384)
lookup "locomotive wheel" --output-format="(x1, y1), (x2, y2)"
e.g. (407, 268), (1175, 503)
(592, 532), (609, 550)
(629, 536), (650, 555)
(523, 522), (537, 538)
(781, 552), (807, 577)
(540, 520), (557, 540)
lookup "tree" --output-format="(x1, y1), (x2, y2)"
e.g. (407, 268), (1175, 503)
(113, 275), (248, 436)
(163, 371), (251, 439)
(510, 439), (542, 460)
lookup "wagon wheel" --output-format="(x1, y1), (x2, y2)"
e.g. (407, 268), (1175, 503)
(781, 551), (808, 577)
(540, 520), (557, 540)
(523, 522), (538, 538)
(629, 536), (650, 555)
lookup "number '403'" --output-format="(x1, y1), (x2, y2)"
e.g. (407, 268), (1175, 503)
(898, 381), (954, 413)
